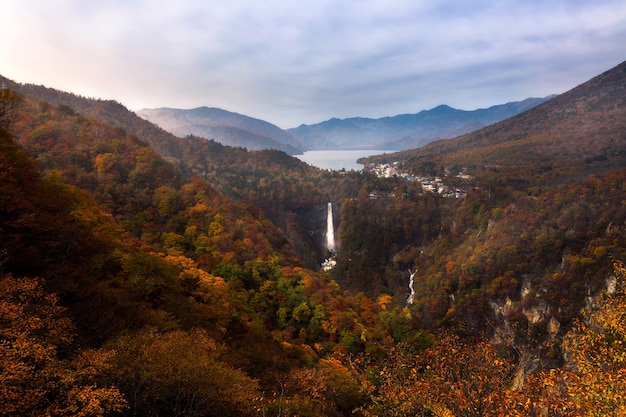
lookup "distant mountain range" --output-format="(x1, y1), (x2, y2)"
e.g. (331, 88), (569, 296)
(137, 97), (553, 154)
(287, 97), (554, 150)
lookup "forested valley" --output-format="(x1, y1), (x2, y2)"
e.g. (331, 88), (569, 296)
(1, 60), (626, 416)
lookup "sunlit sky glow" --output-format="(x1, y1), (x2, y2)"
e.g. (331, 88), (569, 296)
(2, 0), (625, 128)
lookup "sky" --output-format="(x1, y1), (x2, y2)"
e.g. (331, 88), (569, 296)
(2, 1), (625, 128)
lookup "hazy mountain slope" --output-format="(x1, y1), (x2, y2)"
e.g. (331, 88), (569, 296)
(0, 76), (198, 166)
(137, 106), (304, 154)
(288, 97), (552, 150)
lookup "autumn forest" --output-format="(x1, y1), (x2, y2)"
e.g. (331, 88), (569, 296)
(2, 61), (626, 416)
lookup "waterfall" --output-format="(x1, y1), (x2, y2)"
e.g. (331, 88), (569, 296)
(322, 202), (337, 271)
(407, 269), (416, 305)
(326, 202), (336, 252)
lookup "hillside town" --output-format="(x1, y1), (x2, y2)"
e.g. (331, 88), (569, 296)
(364, 161), (469, 198)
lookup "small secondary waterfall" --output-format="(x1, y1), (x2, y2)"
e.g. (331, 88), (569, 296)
(326, 202), (336, 252)
(407, 269), (416, 306)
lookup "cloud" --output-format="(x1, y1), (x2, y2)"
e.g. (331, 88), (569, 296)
(2, 0), (625, 127)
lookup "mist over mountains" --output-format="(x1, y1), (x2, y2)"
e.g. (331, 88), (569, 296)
(137, 97), (552, 154)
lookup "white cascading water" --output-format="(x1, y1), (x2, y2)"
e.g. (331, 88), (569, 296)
(407, 269), (416, 305)
(326, 202), (336, 252)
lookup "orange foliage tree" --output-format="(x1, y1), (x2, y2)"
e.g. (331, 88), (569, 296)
(0, 274), (126, 416)
(357, 332), (516, 417)
(105, 327), (260, 417)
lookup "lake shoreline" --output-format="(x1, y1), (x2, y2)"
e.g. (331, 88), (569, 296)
(294, 149), (398, 171)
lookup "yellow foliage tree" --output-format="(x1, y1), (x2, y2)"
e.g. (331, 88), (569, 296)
(164, 254), (231, 331)
(563, 259), (626, 416)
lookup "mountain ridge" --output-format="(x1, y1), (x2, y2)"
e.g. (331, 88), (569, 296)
(2, 72), (551, 156)
(135, 97), (551, 154)
(287, 96), (553, 150)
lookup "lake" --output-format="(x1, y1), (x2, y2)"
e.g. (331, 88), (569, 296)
(294, 149), (398, 171)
